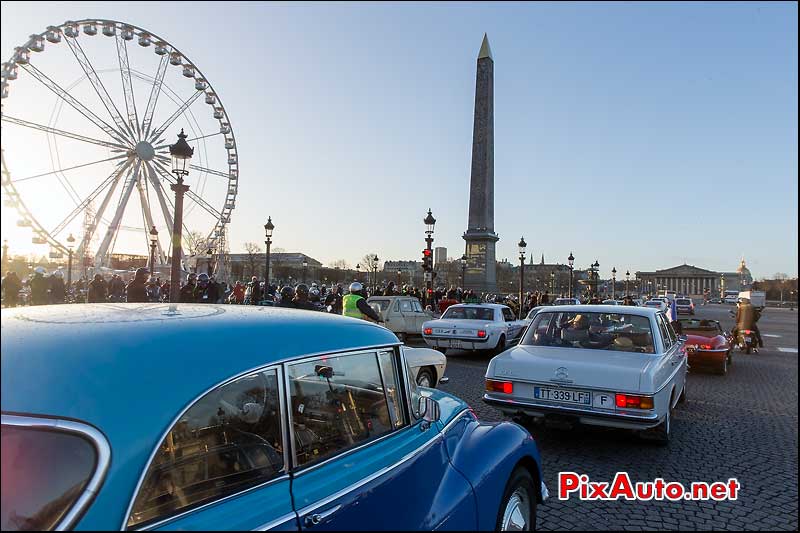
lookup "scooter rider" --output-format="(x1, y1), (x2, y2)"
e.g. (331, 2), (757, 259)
(342, 282), (382, 322)
(293, 283), (319, 311)
(732, 297), (764, 349)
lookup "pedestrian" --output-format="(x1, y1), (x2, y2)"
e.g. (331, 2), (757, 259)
(540, 291), (550, 305)
(29, 267), (49, 306)
(49, 271), (66, 304)
(2, 271), (22, 307)
(293, 284), (318, 310)
(146, 277), (161, 302)
(342, 282), (382, 322)
(249, 276), (262, 305)
(126, 268), (150, 303)
(180, 273), (198, 303)
(231, 280), (245, 304)
(194, 273), (219, 303)
(87, 274), (107, 303)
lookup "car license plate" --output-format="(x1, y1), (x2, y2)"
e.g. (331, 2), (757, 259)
(449, 339), (462, 349)
(534, 387), (591, 405)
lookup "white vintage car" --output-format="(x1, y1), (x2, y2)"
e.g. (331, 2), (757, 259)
(422, 304), (526, 353)
(402, 346), (449, 388)
(484, 305), (687, 443)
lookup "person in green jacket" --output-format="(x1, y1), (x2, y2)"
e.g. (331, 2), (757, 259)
(342, 282), (382, 322)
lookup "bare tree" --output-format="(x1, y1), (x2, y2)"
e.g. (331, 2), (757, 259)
(184, 230), (207, 257)
(330, 259), (349, 270)
(360, 253), (381, 272)
(244, 242), (263, 279)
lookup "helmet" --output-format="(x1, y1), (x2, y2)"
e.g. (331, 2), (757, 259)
(349, 282), (363, 294)
(295, 283), (309, 299)
(739, 297), (750, 304)
(198, 273), (210, 287)
(53, 270), (64, 278)
(311, 282), (318, 288)
(34, 266), (46, 275)
(135, 267), (149, 280)
(280, 285), (295, 301)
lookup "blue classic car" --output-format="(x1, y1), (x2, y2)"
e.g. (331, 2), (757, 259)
(1, 304), (547, 531)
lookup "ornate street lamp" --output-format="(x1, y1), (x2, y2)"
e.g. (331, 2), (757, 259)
(592, 260), (600, 297)
(423, 209), (436, 301)
(149, 226), (158, 275)
(264, 216), (274, 286)
(66, 233), (75, 287)
(1, 239), (8, 271)
(302, 258), (308, 283)
(567, 252), (574, 298)
(397, 269), (402, 286)
(373, 254), (379, 294)
(356, 263), (361, 283)
(612, 267), (617, 300)
(518, 237), (527, 318)
(550, 271), (556, 297)
(167, 129), (193, 302)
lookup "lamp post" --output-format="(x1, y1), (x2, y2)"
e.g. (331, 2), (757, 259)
(397, 269), (402, 286)
(149, 226), (158, 275)
(373, 255), (379, 294)
(625, 269), (630, 296)
(567, 252), (574, 299)
(167, 129), (193, 303)
(302, 259), (308, 284)
(550, 271), (555, 297)
(264, 216), (274, 288)
(1, 239), (8, 271)
(356, 263), (361, 283)
(460, 254), (467, 289)
(518, 237), (527, 319)
(592, 260), (600, 297)
(423, 209), (436, 303)
(66, 233), (75, 287)
(611, 267), (617, 300)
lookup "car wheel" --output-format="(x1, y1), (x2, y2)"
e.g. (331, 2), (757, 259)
(495, 335), (507, 355)
(416, 367), (435, 388)
(496, 466), (536, 531)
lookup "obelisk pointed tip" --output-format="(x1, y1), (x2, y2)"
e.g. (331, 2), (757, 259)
(478, 33), (493, 60)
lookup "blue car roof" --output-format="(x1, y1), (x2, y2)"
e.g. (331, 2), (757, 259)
(1, 303), (397, 436)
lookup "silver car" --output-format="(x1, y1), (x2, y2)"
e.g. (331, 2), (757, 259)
(484, 305), (687, 444)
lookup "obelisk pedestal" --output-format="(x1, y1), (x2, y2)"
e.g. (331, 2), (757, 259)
(463, 34), (499, 294)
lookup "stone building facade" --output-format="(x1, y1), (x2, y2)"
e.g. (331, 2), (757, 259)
(636, 260), (753, 297)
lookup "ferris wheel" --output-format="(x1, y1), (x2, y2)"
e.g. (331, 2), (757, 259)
(0, 19), (237, 273)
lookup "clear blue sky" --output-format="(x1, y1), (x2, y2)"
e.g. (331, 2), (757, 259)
(1, 1), (797, 279)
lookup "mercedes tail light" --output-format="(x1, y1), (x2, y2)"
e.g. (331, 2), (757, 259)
(615, 393), (654, 409)
(423, 327), (432, 335)
(486, 379), (513, 394)
(477, 330), (487, 338)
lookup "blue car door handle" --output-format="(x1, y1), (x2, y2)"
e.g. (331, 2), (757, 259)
(303, 505), (341, 527)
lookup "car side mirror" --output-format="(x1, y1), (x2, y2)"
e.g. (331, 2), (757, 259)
(417, 396), (440, 423)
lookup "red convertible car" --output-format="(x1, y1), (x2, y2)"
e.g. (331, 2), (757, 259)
(677, 318), (733, 375)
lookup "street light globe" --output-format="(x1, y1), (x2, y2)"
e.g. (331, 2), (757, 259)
(568, 252), (574, 268)
(264, 216), (274, 239)
(66, 233), (76, 250)
(168, 129), (194, 175)
(424, 209), (436, 234)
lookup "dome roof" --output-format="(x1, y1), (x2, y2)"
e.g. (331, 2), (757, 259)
(737, 257), (751, 275)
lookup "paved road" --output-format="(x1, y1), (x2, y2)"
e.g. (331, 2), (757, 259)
(411, 303), (798, 530)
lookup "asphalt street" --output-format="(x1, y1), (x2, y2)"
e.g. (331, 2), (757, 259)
(410, 303), (799, 530)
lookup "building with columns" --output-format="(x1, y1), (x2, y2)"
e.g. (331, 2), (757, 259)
(636, 260), (753, 297)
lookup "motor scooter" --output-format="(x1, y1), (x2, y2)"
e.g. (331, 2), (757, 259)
(736, 329), (758, 354)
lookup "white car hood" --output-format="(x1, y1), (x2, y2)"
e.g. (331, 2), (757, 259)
(489, 345), (653, 392)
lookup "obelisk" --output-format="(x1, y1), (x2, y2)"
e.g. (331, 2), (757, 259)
(463, 34), (499, 293)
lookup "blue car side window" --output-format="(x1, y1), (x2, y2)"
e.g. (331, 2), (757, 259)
(287, 351), (407, 468)
(127, 369), (285, 528)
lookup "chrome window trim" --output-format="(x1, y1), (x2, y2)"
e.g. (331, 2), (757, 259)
(134, 475), (291, 531)
(283, 346), (408, 475)
(295, 408), (469, 518)
(121, 357), (306, 531)
(1, 414), (111, 531)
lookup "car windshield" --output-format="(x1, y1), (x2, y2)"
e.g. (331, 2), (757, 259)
(1, 425), (98, 531)
(679, 319), (720, 338)
(521, 311), (655, 353)
(441, 307), (494, 321)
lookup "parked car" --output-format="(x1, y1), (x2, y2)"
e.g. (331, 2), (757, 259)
(404, 347), (448, 388)
(1, 303), (547, 531)
(553, 298), (581, 306)
(632, 299), (644, 307)
(422, 303), (527, 354)
(484, 305), (688, 444)
(367, 295), (433, 342)
(675, 297), (695, 315)
(643, 300), (668, 312)
(522, 306), (547, 328)
(676, 318), (732, 375)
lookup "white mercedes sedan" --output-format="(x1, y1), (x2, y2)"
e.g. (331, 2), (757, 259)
(422, 303), (526, 354)
(483, 305), (687, 444)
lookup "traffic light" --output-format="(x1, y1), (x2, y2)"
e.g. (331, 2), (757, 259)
(422, 249), (432, 271)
